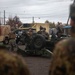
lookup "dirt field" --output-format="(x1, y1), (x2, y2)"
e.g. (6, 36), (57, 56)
(24, 56), (51, 75)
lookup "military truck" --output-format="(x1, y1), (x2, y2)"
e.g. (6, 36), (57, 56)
(0, 25), (11, 44)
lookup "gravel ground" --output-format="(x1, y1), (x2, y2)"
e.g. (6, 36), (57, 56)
(24, 57), (51, 75)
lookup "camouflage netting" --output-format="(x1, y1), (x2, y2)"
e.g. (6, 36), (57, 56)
(49, 37), (75, 75)
(0, 50), (30, 75)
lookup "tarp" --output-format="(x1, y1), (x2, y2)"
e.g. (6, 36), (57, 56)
(63, 25), (71, 29)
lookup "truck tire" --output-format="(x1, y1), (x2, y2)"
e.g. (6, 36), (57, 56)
(3, 38), (9, 45)
(31, 34), (46, 50)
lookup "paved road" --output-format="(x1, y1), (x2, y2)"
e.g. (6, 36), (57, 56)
(16, 45), (51, 75)
(24, 57), (51, 75)
(4, 43), (51, 75)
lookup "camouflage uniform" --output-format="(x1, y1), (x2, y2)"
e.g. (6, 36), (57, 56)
(0, 50), (30, 75)
(49, 38), (75, 75)
(70, 1), (75, 37)
(49, 2), (75, 75)
(37, 28), (49, 39)
(9, 32), (16, 51)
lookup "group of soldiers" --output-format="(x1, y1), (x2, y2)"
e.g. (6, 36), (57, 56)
(0, 1), (75, 75)
(37, 26), (49, 39)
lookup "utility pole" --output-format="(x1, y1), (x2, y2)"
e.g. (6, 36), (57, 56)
(0, 12), (1, 25)
(4, 10), (5, 25)
(32, 17), (34, 25)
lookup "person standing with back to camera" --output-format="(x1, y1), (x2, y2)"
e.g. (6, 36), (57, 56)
(49, 1), (75, 75)
(70, 0), (75, 37)
(0, 46), (30, 75)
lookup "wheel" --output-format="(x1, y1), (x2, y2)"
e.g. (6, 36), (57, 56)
(31, 34), (46, 50)
(3, 38), (9, 45)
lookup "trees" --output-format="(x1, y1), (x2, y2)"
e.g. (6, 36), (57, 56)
(45, 20), (50, 23)
(45, 20), (56, 28)
(49, 22), (56, 28)
(6, 16), (22, 30)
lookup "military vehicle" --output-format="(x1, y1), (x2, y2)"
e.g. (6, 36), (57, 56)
(15, 27), (68, 56)
(0, 25), (11, 44)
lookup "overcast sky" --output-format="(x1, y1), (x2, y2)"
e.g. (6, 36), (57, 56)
(0, 0), (73, 23)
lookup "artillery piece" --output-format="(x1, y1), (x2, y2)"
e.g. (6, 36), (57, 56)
(16, 30), (66, 56)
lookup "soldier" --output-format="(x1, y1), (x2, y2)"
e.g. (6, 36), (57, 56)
(49, 1), (75, 75)
(51, 30), (57, 40)
(49, 37), (75, 75)
(27, 28), (34, 37)
(0, 49), (30, 75)
(70, 1), (75, 37)
(9, 31), (16, 51)
(37, 27), (49, 39)
(37, 26), (44, 34)
(42, 28), (49, 39)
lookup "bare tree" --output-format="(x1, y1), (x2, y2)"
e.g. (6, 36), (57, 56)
(6, 16), (22, 30)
